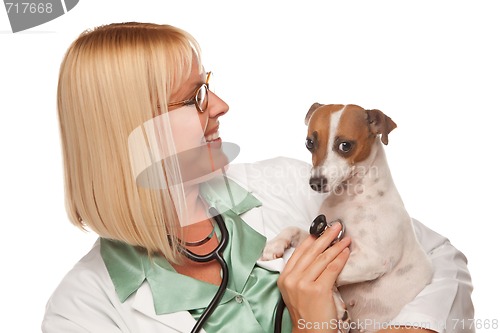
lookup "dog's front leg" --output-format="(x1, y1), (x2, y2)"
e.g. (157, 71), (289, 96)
(333, 288), (351, 333)
(261, 227), (308, 260)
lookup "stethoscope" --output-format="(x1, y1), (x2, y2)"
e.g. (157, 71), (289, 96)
(177, 207), (229, 333)
(180, 209), (345, 333)
(274, 215), (346, 333)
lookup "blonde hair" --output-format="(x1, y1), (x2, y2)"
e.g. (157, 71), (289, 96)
(57, 22), (202, 262)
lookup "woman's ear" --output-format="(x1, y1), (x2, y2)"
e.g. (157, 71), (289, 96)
(305, 103), (324, 125)
(365, 109), (397, 145)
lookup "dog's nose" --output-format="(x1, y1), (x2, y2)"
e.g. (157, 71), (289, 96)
(310, 177), (327, 192)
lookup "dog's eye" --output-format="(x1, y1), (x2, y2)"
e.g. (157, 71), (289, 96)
(338, 142), (352, 153)
(305, 138), (315, 151)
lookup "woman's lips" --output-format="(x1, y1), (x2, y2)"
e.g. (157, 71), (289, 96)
(204, 130), (219, 142)
(204, 125), (222, 149)
(207, 137), (222, 149)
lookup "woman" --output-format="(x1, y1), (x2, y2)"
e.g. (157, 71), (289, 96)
(43, 22), (473, 333)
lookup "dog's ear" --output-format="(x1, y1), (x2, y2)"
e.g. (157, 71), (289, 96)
(366, 109), (397, 145)
(305, 103), (324, 125)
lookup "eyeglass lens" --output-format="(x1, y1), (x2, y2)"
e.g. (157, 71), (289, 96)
(196, 84), (209, 112)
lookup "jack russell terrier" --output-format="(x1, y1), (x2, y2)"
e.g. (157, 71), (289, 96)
(262, 103), (433, 332)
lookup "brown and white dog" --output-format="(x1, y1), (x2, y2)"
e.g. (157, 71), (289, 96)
(263, 104), (433, 332)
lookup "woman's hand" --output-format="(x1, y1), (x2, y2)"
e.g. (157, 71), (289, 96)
(278, 223), (351, 333)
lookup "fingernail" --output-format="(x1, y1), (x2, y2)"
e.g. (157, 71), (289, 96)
(330, 221), (341, 231)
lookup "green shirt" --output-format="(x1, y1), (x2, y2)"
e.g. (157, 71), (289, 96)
(100, 176), (291, 333)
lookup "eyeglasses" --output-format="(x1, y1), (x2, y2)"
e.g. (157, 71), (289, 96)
(168, 72), (211, 113)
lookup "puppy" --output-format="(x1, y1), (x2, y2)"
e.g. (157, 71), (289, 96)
(263, 104), (433, 333)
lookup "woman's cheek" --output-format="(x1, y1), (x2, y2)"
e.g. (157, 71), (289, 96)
(169, 106), (205, 152)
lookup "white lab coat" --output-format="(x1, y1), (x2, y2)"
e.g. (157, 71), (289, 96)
(42, 157), (474, 333)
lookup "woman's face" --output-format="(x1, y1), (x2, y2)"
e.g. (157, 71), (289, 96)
(127, 56), (230, 194)
(166, 57), (230, 185)
(169, 57), (229, 150)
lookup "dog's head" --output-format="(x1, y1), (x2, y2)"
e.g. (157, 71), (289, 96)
(305, 103), (397, 193)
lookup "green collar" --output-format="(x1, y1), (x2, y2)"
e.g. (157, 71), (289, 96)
(100, 176), (265, 315)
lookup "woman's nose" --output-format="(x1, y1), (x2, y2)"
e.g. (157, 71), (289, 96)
(207, 91), (229, 118)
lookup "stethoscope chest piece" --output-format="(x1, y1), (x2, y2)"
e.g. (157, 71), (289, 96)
(309, 214), (345, 245)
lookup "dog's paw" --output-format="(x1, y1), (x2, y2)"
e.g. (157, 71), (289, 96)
(333, 288), (351, 333)
(260, 227), (308, 261)
(260, 238), (290, 261)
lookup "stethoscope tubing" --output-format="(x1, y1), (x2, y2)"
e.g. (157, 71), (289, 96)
(179, 208), (230, 333)
(190, 252), (229, 333)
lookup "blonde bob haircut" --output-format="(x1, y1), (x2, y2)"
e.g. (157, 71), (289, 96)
(58, 22), (202, 263)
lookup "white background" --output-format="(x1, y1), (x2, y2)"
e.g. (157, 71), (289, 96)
(1, 0), (499, 331)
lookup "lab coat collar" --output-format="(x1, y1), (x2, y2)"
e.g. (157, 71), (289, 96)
(130, 281), (207, 333)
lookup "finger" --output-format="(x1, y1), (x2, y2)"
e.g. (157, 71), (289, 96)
(301, 236), (351, 282)
(283, 223), (342, 274)
(280, 235), (315, 274)
(316, 246), (350, 287)
(282, 223), (343, 275)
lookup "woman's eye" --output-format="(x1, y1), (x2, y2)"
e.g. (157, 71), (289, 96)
(305, 138), (315, 151)
(338, 142), (352, 153)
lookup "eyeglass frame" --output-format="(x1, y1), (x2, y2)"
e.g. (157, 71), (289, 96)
(167, 72), (212, 113)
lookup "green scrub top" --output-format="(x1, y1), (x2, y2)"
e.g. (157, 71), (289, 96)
(100, 176), (292, 333)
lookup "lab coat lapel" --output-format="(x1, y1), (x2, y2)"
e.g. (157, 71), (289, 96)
(241, 205), (286, 273)
(131, 282), (207, 333)
(239, 203), (265, 237)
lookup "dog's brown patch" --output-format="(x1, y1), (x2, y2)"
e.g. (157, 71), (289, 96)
(307, 104), (344, 166)
(336, 105), (376, 165)
(366, 109), (397, 145)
